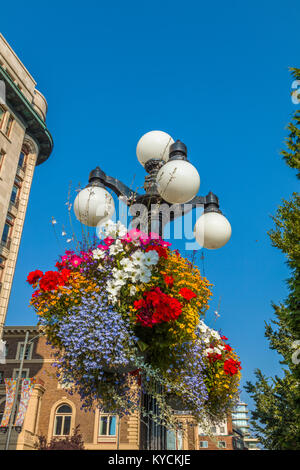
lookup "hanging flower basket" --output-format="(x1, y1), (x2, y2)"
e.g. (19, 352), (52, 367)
(27, 221), (241, 428)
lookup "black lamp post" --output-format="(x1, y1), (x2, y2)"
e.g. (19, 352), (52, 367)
(73, 131), (232, 449)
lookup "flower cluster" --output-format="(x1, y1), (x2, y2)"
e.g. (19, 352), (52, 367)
(28, 220), (241, 426)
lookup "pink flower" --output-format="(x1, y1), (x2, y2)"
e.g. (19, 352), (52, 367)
(104, 237), (115, 246)
(98, 244), (109, 251)
(122, 234), (132, 243)
(149, 232), (160, 240)
(160, 240), (172, 248)
(139, 232), (150, 245)
(70, 255), (83, 267)
(128, 228), (141, 240)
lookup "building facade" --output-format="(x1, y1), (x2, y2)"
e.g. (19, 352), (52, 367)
(0, 34), (53, 338)
(0, 326), (247, 451)
(232, 401), (260, 450)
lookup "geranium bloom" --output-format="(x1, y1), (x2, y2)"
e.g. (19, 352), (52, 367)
(134, 287), (182, 327)
(59, 268), (71, 285)
(26, 270), (43, 285)
(39, 271), (61, 291)
(223, 358), (241, 376)
(179, 287), (197, 301)
(145, 245), (168, 259)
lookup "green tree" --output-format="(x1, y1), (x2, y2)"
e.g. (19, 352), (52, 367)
(245, 68), (300, 450)
(35, 425), (85, 450)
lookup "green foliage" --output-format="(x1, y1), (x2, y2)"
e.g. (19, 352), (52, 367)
(281, 68), (300, 179)
(34, 425), (85, 450)
(245, 68), (300, 450)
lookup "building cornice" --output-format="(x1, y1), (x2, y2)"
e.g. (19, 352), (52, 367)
(3, 326), (40, 335)
(0, 64), (53, 165)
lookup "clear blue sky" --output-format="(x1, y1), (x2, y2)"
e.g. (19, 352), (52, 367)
(2, 1), (299, 409)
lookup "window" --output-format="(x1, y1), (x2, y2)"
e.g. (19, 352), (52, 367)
(4, 115), (13, 137)
(0, 107), (5, 128)
(0, 371), (4, 384)
(0, 150), (5, 171)
(1, 223), (10, 244)
(99, 414), (117, 436)
(16, 342), (33, 360)
(0, 399), (5, 424)
(18, 152), (26, 169)
(13, 369), (29, 380)
(10, 184), (19, 204)
(218, 441), (226, 449)
(199, 441), (208, 448)
(54, 404), (72, 436)
(219, 426), (225, 434)
(210, 426), (217, 434)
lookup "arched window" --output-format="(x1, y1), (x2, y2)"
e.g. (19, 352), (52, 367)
(53, 404), (72, 436)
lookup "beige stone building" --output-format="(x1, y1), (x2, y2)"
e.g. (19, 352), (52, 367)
(0, 34), (53, 337)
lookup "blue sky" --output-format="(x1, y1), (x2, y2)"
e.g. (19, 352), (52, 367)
(1, 1), (299, 408)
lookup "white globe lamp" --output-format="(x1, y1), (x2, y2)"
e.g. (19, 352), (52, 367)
(74, 186), (115, 227)
(156, 140), (200, 204)
(136, 130), (174, 167)
(194, 211), (232, 249)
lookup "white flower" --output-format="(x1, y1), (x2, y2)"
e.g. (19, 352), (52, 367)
(205, 348), (214, 356)
(109, 239), (124, 256)
(144, 250), (159, 266)
(139, 272), (151, 283)
(115, 221), (127, 237)
(120, 258), (134, 272)
(106, 281), (121, 301)
(131, 250), (146, 265)
(113, 269), (129, 285)
(137, 267), (152, 283)
(210, 330), (221, 340)
(92, 248), (106, 260)
(214, 348), (222, 355)
(129, 285), (137, 296)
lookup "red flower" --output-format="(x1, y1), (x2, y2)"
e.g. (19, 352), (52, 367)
(55, 261), (66, 271)
(26, 270), (43, 285)
(59, 268), (71, 285)
(179, 287), (197, 301)
(224, 344), (232, 352)
(31, 289), (41, 298)
(145, 245), (168, 259)
(39, 271), (61, 292)
(221, 335), (228, 341)
(207, 352), (223, 363)
(164, 275), (174, 287)
(224, 358), (241, 376)
(134, 288), (182, 327)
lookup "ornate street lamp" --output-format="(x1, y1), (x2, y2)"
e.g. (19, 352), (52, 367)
(73, 130), (232, 449)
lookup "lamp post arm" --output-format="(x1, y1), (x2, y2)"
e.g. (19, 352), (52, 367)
(88, 166), (142, 205)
